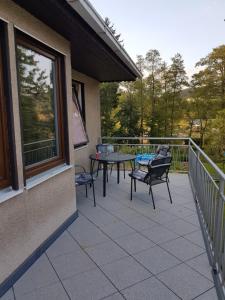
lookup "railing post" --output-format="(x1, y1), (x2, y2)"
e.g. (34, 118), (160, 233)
(213, 176), (225, 273)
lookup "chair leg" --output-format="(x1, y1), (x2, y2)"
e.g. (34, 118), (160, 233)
(96, 162), (100, 177)
(166, 181), (173, 204)
(130, 178), (133, 201)
(85, 185), (88, 197)
(134, 179), (136, 192)
(149, 186), (156, 209)
(123, 162), (125, 179)
(110, 164), (113, 175)
(92, 180), (96, 207)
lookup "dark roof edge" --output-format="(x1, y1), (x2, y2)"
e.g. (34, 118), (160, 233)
(66, 0), (142, 79)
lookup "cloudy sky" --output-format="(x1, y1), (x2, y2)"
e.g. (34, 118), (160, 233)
(91, 0), (225, 77)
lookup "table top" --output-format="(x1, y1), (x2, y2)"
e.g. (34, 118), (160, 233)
(90, 152), (136, 163)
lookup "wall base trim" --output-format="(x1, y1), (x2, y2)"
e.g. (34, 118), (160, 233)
(0, 210), (79, 297)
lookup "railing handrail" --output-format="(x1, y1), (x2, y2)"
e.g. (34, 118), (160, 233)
(24, 138), (56, 147)
(189, 138), (225, 181)
(102, 136), (189, 141)
(102, 136), (225, 180)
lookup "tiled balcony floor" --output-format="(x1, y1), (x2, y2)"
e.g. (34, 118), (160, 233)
(2, 173), (218, 300)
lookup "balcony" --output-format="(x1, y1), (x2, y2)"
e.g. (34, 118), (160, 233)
(2, 137), (223, 300)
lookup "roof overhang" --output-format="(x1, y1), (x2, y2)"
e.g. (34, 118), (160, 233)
(13, 0), (141, 82)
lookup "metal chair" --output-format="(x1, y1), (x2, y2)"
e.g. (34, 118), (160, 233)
(75, 165), (96, 206)
(96, 144), (126, 180)
(129, 156), (172, 209)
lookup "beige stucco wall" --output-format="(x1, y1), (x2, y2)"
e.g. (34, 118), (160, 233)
(72, 70), (101, 171)
(0, 0), (76, 284)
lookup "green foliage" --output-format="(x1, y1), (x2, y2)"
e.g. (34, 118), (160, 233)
(100, 45), (225, 168)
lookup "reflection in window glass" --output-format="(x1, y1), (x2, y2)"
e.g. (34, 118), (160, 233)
(17, 44), (58, 167)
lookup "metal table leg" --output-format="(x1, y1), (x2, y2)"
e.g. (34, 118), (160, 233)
(103, 162), (107, 197)
(117, 162), (120, 184)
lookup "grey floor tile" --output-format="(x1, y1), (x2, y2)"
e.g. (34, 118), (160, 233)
(165, 206), (194, 219)
(115, 232), (155, 255)
(184, 230), (205, 249)
(46, 231), (81, 259)
(49, 249), (96, 280)
(157, 263), (213, 300)
(86, 240), (128, 266)
(68, 216), (110, 248)
(14, 255), (59, 297)
(15, 282), (69, 300)
(142, 225), (179, 244)
(122, 277), (179, 300)
(124, 215), (158, 231)
(195, 287), (218, 300)
(112, 207), (140, 221)
(0, 289), (14, 300)
(103, 293), (124, 300)
(134, 245), (180, 275)
(63, 268), (116, 300)
(182, 213), (200, 227)
(163, 219), (199, 236)
(186, 253), (213, 281)
(101, 256), (151, 290)
(101, 221), (135, 239)
(161, 237), (205, 261)
(144, 210), (179, 225)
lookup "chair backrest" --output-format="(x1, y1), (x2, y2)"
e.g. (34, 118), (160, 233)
(156, 145), (170, 157)
(145, 156), (172, 182)
(96, 144), (114, 153)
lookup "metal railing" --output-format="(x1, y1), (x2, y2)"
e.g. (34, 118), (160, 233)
(24, 139), (57, 166)
(102, 137), (189, 172)
(102, 136), (225, 298)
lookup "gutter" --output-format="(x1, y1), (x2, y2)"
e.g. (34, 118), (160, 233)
(66, 0), (142, 79)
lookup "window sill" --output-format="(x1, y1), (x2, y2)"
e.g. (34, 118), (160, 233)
(26, 164), (73, 190)
(0, 187), (23, 204)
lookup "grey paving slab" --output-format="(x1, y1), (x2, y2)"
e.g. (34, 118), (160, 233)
(62, 268), (116, 300)
(68, 215), (110, 248)
(142, 225), (179, 244)
(13, 255), (59, 298)
(49, 248), (96, 280)
(100, 256), (151, 290)
(134, 245), (181, 275)
(186, 253), (213, 281)
(86, 240), (128, 266)
(164, 205), (194, 219)
(182, 213), (201, 227)
(15, 282), (69, 300)
(115, 232), (155, 255)
(143, 210), (179, 225)
(46, 231), (81, 259)
(122, 277), (180, 300)
(103, 293), (124, 300)
(157, 263), (213, 300)
(111, 207), (141, 221)
(0, 289), (14, 300)
(184, 229), (205, 249)
(123, 215), (158, 231)
(161, 237), (205, 261)
(195, 287), (218, 300)
(163, 219), (199, 236)
(101, 220), (135, 239)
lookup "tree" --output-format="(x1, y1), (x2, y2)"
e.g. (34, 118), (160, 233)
(196, 45), (225, 108)
(145, 49), (162, 136)
(136, 55), (145, 136)
(100, 82), (120, 136)
(104, 17), (124, 46)
(168, 53), (188, 136)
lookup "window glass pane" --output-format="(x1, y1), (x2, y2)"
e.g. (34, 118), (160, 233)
(72, 86), (88, 147)
(17, 44), (59, 167)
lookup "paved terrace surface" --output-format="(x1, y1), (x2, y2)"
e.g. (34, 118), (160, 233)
(1, 173), (218, 300)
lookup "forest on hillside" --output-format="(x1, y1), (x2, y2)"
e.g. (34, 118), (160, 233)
(100, 46), (225, 165)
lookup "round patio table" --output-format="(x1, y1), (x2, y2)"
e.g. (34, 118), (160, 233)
(90, 152), (136, 197)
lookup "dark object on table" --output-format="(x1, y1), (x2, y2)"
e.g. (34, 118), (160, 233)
(129, 156), (172, 209)
(137, 145), (171, 168)
(156, 145), (170, 156)
(96, 144), (125, 180)
(75, 164), (96, 206)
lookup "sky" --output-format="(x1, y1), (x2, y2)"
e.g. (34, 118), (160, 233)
(90, 0), (225, 78)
